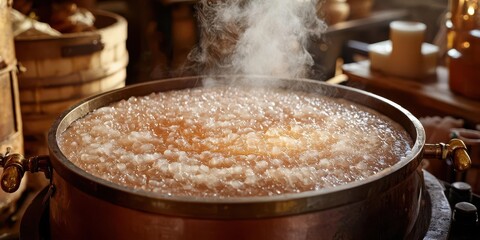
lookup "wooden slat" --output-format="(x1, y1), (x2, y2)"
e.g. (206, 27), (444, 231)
(0, 0), (23, 154)
(0, 69), (15, 140)
(0, 0), (26, 215)
(0, 0), (16, 65)
(18, 53), (128, 88)
(20, 69), (126, 115)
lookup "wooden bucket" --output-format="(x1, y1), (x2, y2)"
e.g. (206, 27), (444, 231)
(0, 0), (27, 231)
(15, 10), (128, 156)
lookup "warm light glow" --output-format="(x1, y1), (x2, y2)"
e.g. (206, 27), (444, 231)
(462, 41), (471, 48)
(468, 5), (476, 15)
(466, 0), (478, 16)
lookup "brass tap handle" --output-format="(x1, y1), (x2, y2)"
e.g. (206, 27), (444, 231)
(423, 138), (471, 172)
(0, 153), (26, 193)
(448, 139), (471, 171)
(1, 163), (24, 193)
(0, 149), (51, 193)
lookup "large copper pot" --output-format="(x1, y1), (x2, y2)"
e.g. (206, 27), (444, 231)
(0, 76), (471, 239)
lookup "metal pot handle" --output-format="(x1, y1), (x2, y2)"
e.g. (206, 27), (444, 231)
(0, 148), (51, 193)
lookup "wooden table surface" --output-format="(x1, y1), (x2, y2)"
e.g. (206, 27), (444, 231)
(343, 61), (480, 126)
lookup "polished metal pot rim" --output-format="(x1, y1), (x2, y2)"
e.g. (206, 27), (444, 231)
(47, 75), (425, 219)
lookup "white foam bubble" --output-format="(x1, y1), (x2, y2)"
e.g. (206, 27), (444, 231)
(59, 86), (412, 198)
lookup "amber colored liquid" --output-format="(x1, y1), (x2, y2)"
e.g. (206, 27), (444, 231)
(447, 26), (480, 100)
(448, 49), (480, 100)
(447, 0), (480, 99)
(59, 86), (412, 198)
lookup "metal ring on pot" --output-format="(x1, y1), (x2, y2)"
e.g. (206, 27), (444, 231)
(48, 75), (426, 218)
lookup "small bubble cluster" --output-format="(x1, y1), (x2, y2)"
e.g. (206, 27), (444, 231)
(58, 86), (412, 198)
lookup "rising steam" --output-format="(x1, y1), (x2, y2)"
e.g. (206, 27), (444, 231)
(186, 0), (326, 79)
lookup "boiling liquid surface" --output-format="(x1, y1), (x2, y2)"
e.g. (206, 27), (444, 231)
(58, 86), (412, 197)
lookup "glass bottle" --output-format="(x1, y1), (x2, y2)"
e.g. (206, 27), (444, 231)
(446, 0), (480, 100)
(448, 182), (473, 207)
(450, 202), (479, 240)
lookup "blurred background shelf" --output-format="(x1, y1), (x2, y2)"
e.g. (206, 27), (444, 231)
(312, 9), (409, 80)
(343, 60), (480, 127)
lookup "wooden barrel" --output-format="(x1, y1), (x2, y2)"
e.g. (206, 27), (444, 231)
(15, 10), (128, 156)
(0, 0), (27, 231)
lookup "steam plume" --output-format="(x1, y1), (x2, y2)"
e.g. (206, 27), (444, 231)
(187, 0), (326, 79)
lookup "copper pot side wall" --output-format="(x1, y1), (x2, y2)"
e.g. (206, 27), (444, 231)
(48, 168), (424, 240)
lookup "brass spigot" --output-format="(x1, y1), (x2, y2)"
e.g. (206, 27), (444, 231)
(423, 138), (471, 172)
(0, 148), (51, 193)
